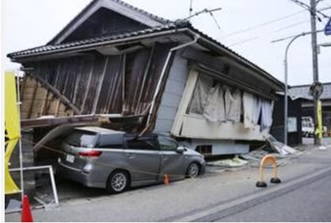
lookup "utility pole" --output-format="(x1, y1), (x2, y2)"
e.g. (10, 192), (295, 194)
(309, 0), (321, 145)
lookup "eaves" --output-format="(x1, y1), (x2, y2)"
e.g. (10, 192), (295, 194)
(7, 22), (284, 91)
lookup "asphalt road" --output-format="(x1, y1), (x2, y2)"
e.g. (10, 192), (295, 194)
(170, 162), (331, 222)
(218, 171), (331, 222)
(5, 138), (331, 222)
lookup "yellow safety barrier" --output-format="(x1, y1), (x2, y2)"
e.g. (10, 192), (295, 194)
(5, 71), (21, 194)
(256, 154), (281, 187)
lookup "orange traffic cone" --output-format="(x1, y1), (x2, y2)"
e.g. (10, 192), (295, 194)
(164, 174), (169, 186)
(21, 195), (33, 222)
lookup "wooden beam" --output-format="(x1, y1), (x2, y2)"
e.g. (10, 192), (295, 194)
(28, 73), (81, 115)
(39, 89), (49, 116)
(28, 78), (39, 119)
(92, 56), (109, 114)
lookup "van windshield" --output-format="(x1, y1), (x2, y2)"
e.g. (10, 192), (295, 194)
(65, 130), (98, 147)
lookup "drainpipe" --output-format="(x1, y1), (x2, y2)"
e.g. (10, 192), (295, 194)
(144, 34), (200, 131)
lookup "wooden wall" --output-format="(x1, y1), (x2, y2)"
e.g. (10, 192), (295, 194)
(21, 43), (172, 120)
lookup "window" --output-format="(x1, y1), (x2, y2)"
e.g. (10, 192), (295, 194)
(65, 130), (98, 147)
(187, 75), (213, 115)
(97, 134), (124, 148)
(158, 136), (177, 151)
(126, 137), (158, 150)
(196, 145), (212, 155)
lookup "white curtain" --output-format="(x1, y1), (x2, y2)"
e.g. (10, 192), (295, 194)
(203, 83), (226, 122)
(243, 92), (255, 129)
(189, 76), (213, 114)
(261, 99), (274, 130)
(225, 87), (241, 122)
(252, 97), (262, 125)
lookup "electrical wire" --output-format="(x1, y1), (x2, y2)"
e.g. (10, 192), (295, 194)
(288, 0), (329, 20)
(216, 9), (307, 40)
(270, 20), (309, 34)
(225, 19), (311, 47)
(217, 6), (330, 47)
(228, 37), (259, 47)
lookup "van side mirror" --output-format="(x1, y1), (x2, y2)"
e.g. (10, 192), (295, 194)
(177, 146), (185, 153)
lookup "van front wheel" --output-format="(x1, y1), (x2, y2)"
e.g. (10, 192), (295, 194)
(186, 162), (200, 178)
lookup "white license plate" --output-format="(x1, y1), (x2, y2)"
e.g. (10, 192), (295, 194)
(66, 154), (75, 163)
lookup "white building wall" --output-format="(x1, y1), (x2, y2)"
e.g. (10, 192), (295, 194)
(154, 50), (272, 155)
(154, 52), (188, 133)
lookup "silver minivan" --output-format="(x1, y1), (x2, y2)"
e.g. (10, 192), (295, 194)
(58, 126), (206, 193)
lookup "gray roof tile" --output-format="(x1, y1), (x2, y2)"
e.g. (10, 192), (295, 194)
(7, 20), (284, 89)
(289, 83), (331, 100)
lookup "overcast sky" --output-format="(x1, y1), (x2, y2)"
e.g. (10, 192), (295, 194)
(2, 0), (331, 86)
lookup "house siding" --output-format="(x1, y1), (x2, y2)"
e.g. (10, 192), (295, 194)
(154, 52), (188, 133)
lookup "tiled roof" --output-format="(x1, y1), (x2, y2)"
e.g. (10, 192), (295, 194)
(289, 83), (331, 100)
(8, 22), (188, 58)
(7, 21), (283, 89)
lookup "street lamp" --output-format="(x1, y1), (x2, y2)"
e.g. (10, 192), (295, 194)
(283, 33), (307, 145)
(272, 31), (318, 145)
(272, 30), (324, 145)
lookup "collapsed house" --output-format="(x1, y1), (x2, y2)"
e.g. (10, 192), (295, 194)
(7, 0), (284, 157)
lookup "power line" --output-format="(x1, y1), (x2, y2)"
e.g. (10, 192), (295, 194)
(228, 36), (259, 47)
(224, 20), (310, 47)
(216, 9), (306, 40)
(270, 20), (309, 34)
(288, 0), (329, 19)
(271, 29), (324, 43)
(215, 6), (330, 45)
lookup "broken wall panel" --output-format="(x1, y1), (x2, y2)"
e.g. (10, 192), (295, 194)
(137, 43), (173, 114)
(20, 43), (173, 121)
(62, 58), (81, 102)
(74, 56), (95, 111)
(38, 60), (58, 85)
(48, 99), (61, 116)
(123, 49), (151, 114)
(82, 56), (107, 113)
(95, 55), (123, 114)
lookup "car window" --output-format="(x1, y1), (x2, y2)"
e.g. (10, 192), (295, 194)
(98, 134), (124, 148)
(158, 136), (177, 151)
(126, 137), (158, 150)
(65, 130), (98, 147)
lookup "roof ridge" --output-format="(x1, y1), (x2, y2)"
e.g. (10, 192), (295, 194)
(48, 0), (173, 45)
(112, 0), (172, 24)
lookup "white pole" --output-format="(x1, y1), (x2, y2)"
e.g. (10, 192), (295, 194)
(48, 166), (59, 205)
(16, 69), (24, 200)
(283, 33), (308, 145)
